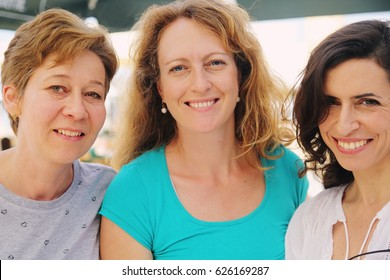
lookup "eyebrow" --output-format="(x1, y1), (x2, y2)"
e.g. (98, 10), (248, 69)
(47, 74), (105, 88)
(163, 52), (231, 66)
(354, 93), (382, 99)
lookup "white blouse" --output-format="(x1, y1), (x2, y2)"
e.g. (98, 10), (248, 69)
(285, 185), (390, 260)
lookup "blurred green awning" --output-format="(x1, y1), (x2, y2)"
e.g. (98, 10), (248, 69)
(1, 0), (389, 32)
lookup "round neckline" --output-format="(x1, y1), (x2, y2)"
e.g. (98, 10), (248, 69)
(0, 161), (80, 210)
(160, 146), (270, 226)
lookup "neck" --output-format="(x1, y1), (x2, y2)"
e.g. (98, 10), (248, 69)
(0, 148), (74, 201)
(166, 129), (247, 178)
(345, 171), (390, 208)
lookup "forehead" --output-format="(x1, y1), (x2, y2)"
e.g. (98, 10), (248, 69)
(157, 18), (226, 59)
(325, 59), (390, 96)
(25, 50), (106, 92)
(31, 52), (75, 74)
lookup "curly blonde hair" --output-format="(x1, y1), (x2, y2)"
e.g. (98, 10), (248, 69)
(112, 0), (292, 170)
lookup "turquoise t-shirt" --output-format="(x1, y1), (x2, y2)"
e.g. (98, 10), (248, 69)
(100, 145), (308, 260)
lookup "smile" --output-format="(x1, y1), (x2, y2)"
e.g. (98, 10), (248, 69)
(186, 99), (217, 108)
(55, 129), (84, 137)
(337, 139), (368, 150)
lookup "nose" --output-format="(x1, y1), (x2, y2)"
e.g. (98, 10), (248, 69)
(336, 105), (359, 135)
(62, 93), (88, 120)
(190, 67), (211, 93)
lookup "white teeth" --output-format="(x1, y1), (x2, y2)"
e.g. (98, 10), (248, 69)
(189, 100), (215, 108)
(57, 130), (82, 137)
(338, 140), (367, 150)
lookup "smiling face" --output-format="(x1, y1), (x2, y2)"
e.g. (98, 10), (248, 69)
(4, 50), (107, 164)
(319, 58), (390, 173)
(157, 17), (239, 136)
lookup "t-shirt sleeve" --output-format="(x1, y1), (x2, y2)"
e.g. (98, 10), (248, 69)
(285, 148), (309, 205)
(99, 164), (153, 250)
(297, 167), (309, 205)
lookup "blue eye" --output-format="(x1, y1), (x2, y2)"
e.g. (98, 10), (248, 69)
(51, 85), (63, 91)
(49, 85), (67, 94)
(170, 65), (184, 72)
(210, 60), (225, 66)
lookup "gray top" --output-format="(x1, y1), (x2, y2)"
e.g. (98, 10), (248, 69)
(0, 160), (116, 260)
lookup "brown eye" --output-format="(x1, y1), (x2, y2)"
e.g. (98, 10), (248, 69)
(86, 92), (103, 100)
(360, 98), (380, 106)
(325, 96), (339, 106)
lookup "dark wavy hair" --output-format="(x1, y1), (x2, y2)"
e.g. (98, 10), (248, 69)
(292, 19), (390, 189)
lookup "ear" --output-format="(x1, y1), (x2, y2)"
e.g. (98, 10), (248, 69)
(2, 84), (20, 116)
(156, 79), (164, 101)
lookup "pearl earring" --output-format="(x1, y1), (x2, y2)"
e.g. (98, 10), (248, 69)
(237, 97), (240, 102)
(161, 102), (168, 114)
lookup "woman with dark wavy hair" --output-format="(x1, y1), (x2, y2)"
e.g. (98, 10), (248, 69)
(286, 19), (390, 260)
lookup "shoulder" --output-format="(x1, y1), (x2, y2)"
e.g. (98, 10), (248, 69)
(263, 145), (309, 203)
(266, 145), (303, 164)
(76, 160), (116, 190)
(286, 185), (345, 259)
(278, 145), (303, 165)
(102, 148), (168, 214)
(264, 145), (305, 177)
(308, 186), (343, 204)
(109, 147), (167, 190)
(294, 186), (345, 220)
(119, 147), (165, 175)
(78, 161), (116, 175)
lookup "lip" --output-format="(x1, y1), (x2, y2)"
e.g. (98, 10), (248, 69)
(185, 98), (219, 110)
(333, 137), (371, 154)
(54, 128), (85, 140)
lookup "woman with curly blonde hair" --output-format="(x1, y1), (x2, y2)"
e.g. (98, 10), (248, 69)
(100, 0), (308, 260)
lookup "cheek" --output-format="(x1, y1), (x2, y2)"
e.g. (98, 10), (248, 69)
(223, 71), (239, 96)
(319, 108), (337, 129)
(318, 125), (327, 143)
(90, 106), (106, 129)
(318, 118), (328, 132)
(318, 117), (332, 141)
(225, 75), (238, 90)
(22, 100), (56, 120)
(318, 119), (339, 153)
(161, 83), (185, 102)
